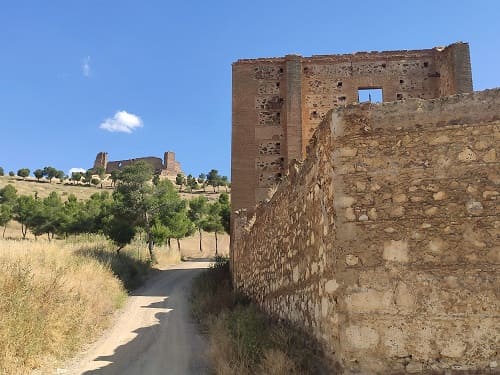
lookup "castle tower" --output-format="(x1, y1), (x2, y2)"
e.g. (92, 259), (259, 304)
(93, 152), (108, 172)
(231, 42), (473, 218)
(164, 151), (182, 175)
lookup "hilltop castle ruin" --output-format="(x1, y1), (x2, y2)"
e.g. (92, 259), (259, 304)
(93, 151), (182, 176)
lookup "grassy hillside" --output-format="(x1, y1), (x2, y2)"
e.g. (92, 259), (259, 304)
(0, 176), (230, 256)
(0, 176), (104, 200)
(0, 175), (228, 201)
(3, 220), (229, 257)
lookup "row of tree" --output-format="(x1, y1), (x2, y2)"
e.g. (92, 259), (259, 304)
(0, 166), (78, 183)
(0, 166), (231, 193)
(0, 162), (230, 261)
(176, 169), (230, 192)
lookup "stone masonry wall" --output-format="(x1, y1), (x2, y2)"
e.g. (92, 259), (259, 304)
(232, 89), (499, 374)
(106, 156), (164, 173)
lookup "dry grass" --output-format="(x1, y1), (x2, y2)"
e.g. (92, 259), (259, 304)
(259, 349), (297, 374)
(0, 237), (176, 374)
(0, 176), (229, 202)
(2, 219), (230, 258)
(0, 176), (105, 201)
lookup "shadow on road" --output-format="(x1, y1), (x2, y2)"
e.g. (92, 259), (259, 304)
(80, 265), (209, 375)
(83, 310), (169, 375)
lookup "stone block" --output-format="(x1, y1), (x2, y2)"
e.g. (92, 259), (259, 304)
(325, 279), (340, 293)
(345, 289), (394, 313)
(383, 240), (409, 263)
(345, 325), (379, 350)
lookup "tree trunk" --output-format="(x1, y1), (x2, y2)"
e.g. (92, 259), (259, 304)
(117, 246), (123, 255)
(198, 228), (203, 252)
(215, 232), (218, 255)
(21, 223), (27, 239)
(144, 212), (157, 264)
(147, 229), (157, 264)
(167, 238), (171, 249)
(2, 225), (6, 238)
(176, 238), (181, 251)
(47, 233), (51, 241)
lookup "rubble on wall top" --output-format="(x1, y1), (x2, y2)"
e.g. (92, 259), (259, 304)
(334, 87), (500, 113)
(233, 42), (468, 65)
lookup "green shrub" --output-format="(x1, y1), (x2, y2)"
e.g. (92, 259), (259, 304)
(191, 256), (331, 374)
(191, 257), (233, 322)
(226, 304), (268, 367)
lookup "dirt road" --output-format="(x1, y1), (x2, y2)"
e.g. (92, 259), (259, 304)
(67, 261), (211, 375)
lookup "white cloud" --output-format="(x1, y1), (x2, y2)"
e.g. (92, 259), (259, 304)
(99, 111), (144, 133)
(69, 167), (86, 175)
(82, 56), (91, 77)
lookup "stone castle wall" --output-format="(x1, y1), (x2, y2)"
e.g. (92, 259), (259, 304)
(231, 43), (473, 218)
(163, 151), (182, 175)
(232, 89), (499, 374)
(93, 151), (182, 176)
(106, 156), (164, 173)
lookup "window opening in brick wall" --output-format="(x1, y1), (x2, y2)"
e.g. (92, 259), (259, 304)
(358, 88), (383, 103)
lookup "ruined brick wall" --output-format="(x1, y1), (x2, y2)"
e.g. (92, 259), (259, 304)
(93, 152), (108, 171)
(233, 89), (499, 374)
(231, 43), (473, 219)
(163, 151), (182, 175)
(105, 156), (164, 173)
(436, 43), (473, 97)
(92, 151), (183, 176)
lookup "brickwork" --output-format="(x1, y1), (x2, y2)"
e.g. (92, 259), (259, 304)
(92, 152), (108, 171)
(163, 151), (182, 175)
(232, 89), (499, 374)
(232, 42), (473, 218)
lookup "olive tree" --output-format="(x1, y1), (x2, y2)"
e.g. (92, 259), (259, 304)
(17, 168), (30, 180)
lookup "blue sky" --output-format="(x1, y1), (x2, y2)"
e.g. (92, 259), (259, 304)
(1, 0), (499, 178)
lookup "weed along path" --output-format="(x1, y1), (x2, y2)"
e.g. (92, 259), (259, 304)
(67, 261), (211, 375)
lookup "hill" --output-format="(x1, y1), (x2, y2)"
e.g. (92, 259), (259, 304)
(0, 175), (228, 201)
(0, 176), (230, 256)
(0, 176), (104, 200)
